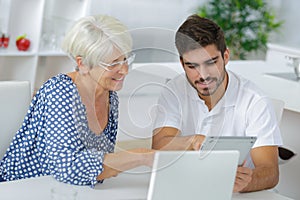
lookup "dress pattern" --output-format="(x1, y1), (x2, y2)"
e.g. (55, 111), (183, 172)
(0, 74), (118, 186)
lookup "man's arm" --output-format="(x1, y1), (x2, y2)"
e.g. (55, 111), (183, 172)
(152, 127), (205, 150)
(234, 146), (279, 192)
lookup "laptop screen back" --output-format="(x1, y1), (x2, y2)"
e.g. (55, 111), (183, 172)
(147, 150), (239, 200)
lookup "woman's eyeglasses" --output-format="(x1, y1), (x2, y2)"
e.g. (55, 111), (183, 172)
(98, 53), (136, 71)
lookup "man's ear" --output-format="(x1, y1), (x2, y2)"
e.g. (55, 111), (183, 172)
(223, 48), (230, 65)
(76, 56), (89, 75)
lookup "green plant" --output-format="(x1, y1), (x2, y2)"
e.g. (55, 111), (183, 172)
(198, 0), (283, 60)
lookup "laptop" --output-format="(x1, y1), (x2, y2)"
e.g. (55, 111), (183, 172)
(147, 150), (239, 200)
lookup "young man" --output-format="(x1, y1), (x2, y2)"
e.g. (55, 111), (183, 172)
(152, 14), (282, 192)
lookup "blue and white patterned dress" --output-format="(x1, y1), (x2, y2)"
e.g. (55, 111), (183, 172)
(0, 74), (119, 186)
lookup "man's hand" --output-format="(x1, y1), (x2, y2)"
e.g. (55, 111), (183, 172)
(233, 166), (253, 193)
(152, 127), (205, 150)
(234, 146), (279, 192)
(191, 134), (206, 150)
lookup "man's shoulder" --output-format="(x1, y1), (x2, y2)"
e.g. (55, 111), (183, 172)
(226, 71), (269, 110)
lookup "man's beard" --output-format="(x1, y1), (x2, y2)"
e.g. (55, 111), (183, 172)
(188, 67), (226, 97)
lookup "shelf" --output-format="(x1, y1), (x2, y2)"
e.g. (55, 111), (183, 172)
(0, 50), (36, 56)
(0, 0), (90, 95)
(38, 51), (67, 57)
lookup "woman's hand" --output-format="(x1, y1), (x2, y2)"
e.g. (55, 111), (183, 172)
(97, 164), (121, 180)
(97, 148), (155, 180)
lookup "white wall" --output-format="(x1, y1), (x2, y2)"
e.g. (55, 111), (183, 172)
(269, 0), (300, 50)
(0, 0), (11, 34)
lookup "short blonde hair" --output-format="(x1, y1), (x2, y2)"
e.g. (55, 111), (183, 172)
(62, 15), (132, 69)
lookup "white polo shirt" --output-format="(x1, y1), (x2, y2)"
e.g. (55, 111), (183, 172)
(153, 70), (282, 149)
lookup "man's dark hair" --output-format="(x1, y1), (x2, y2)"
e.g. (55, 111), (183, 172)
(175, 14), (227, 58)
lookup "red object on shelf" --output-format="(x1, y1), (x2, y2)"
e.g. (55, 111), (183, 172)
(3, 36), (10, 48)
(16, 34), (31, 51)
(1, 34), (10, 48)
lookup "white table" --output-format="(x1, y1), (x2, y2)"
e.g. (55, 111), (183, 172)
(0, 171), (293, 200)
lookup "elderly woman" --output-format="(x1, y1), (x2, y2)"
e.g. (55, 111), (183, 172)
(0, 15), (154, 186)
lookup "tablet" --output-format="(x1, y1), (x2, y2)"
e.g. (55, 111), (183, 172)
(200, 136), (257, 165)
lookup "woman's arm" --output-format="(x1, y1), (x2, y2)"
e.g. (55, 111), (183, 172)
(97, 148), (155, 180)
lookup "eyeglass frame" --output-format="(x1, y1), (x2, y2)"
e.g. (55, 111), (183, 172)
(98, 53), (136, 71)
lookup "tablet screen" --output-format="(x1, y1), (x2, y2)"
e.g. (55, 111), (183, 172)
(200, 136), (257, 165)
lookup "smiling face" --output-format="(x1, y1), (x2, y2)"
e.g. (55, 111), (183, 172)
(87, 49), (129, 92)
(181, 44), (229, 99)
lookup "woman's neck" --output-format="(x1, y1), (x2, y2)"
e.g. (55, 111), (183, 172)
(67, 71), (110, 134)
(68, 71), (109, 101)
